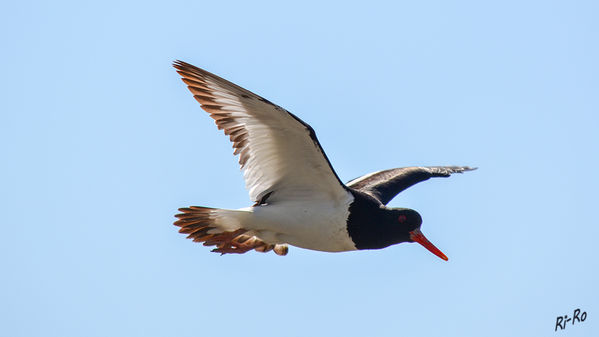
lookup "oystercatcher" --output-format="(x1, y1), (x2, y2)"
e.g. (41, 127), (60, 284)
(173, 61), (475, 259)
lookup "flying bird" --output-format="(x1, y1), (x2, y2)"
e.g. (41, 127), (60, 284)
(173, 60), (475, 259)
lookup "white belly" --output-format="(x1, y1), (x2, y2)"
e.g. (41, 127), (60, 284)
(246, 192), (357, 252)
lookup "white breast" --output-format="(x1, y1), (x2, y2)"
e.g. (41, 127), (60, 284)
(246, 191), (357, 252)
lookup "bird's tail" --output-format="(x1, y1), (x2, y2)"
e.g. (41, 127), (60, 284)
(174, 206), (288, 256)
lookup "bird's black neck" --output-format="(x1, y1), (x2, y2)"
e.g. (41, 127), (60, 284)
(346, 190), (411, 250)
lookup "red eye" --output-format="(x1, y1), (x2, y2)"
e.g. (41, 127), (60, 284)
(398, 215), (407, 223)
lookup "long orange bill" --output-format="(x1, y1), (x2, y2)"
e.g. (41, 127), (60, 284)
(409, 229), (448, 261)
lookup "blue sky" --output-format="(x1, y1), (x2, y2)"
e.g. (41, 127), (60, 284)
(1, 1), (597, 336)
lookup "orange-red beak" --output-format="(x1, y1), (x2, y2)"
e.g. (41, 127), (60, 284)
(409, 229), (448, 261)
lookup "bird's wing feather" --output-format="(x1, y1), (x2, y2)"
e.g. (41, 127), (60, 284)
(347, 166), (476, 205)
(173, 61), (348, 204)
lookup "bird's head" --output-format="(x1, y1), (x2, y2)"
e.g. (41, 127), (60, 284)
(392, 208), (448, 261)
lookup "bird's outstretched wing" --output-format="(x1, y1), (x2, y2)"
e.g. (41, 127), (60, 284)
(173, 61), (348, 204)
(347, 166), (476, 205)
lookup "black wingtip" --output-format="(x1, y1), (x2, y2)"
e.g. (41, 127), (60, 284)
(448, 166), (478, 173)
(440, 166), (478, 175)
(172, 59), (187, 70)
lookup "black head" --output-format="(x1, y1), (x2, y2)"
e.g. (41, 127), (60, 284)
(391, 207), (448, 261)
(393, 208), (423, 232)
(346, 201), (448, 260)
